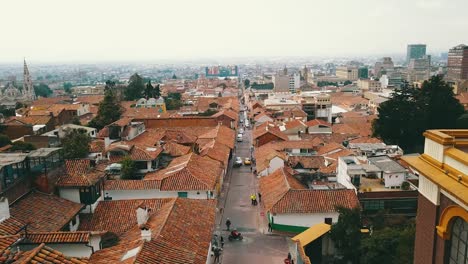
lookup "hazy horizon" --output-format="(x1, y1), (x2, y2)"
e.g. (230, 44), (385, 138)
(1, 0), (467, 63)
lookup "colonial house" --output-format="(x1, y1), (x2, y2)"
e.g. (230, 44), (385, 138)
(253, 122), (288, 147)
(106, 143), (162, 173)
(254, 112), (274, 127)
(84, 198), (217, 264)
(259, 167), (360, 232)
(104, 153), (223, 200)
(279, 120), (308, 137)
(255, 144), (287, 177)
(56, 159), (106, 213)
(305, 119), (332, 134)
(2, 191), (83, 233)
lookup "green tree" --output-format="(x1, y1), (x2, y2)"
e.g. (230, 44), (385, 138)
(343, 80), (352, 85)
(34, 83), (53, 97)
(71, 116), (81, 125)
(330, 207), (362, 263)
(120, 156), (137, 179)
(124, 73), (145, 100)
(419, 76), (465, 129)
(372, 82), (425, 152)
(360, 222), (415, 264)
(88, 83), (122, 130)
(244, 79), (250, 87)
(154, 84), (161, 97)
(10, 141), (36, 152)
(145, 80), (154, 99)
(63, 82), (73, 94)
(0, 134), (12, 147)
(172, 74), (177, 79)
(61, 129), (91, 159)
(456, 113), (468, 128)
(373, 77), (465, 152)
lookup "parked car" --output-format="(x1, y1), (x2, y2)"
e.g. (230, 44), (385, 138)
(237, 133), (243, 142)
(244, 157), (251, 165)
(234, 157), (243, 167)
(239, 128), (244, 134)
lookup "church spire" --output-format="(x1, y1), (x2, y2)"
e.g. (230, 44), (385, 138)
(23, 59), (36, 101)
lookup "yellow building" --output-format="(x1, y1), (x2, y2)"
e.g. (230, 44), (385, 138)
(402, 129), (468, 264)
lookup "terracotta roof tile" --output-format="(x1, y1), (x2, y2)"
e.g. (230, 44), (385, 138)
(0, 234), (21, 253)
(10, 192), (83, 232)
(25, 232), (90, 244)
(88, 198), (216, 264)
(104, 180), (161, 191)
(0, 217), (25, 236)
(288, 156), (325, 169)
(89, 140), (105, 153)
(317, 142), (345, 156)
(144, 153), (222, 191)
(253, 122), (288, 141)
(305, 119), (331, 127)
(259, 168), (359, 214)
(15, 243), (89, 264)
(56, 160), (105, 187)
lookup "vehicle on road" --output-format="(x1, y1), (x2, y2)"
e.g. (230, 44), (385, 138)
(228, 230), (243, 241)
(239, 128), (244, 134)
(234, 157), (242, 167)
(244, 157), (251, 165)
(237, 133), (243, 142)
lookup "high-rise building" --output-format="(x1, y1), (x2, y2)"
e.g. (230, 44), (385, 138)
(374, 57), (394, 77)
(407, 55), (431, 82)
(335, 66), (358, 81)
(358, 67), (368, 79)
(407, 44), (427, 64)
(447, 44), (468, 81)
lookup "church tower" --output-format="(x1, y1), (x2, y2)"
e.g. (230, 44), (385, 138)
(23, 59), (36, 101)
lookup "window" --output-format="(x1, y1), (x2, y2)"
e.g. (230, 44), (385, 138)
(325, 218), (333, 225)
(447, 217), (468, 264)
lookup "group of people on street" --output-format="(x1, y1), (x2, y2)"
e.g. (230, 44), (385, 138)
(250, 193), (261, 205)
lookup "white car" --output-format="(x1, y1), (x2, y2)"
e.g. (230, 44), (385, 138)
(237, 133), (243, 142)
(239, 128), (244, 134)
(234, 157), (243, 167)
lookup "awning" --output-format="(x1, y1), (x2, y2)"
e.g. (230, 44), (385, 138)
(291, 223), (331, 246)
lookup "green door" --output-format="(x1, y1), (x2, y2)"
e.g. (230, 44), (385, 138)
(178, 192), (188, 198)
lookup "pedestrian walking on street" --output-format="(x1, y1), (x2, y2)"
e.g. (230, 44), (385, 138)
(220, 236), (224, 248)
(225, 218), (231, 231)
(213, 247), (222, 263)
(258, 192), (262, 203)
(250, 166), (252, 172)
(268, 222), (272, 232)
(288, 252), (292, 261)
(253, 194), (257, 206)
(250, 194), (254, 205)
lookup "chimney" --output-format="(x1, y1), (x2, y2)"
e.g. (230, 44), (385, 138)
(140, 226), (151, 242)
(136, 206), (150, 226)
(0, 197), (10, 223)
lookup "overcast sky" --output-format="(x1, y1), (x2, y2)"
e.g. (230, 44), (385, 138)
(1, 0), (467, 62)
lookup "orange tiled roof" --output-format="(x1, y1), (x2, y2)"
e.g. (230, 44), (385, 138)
(254, 145), (287, 173)
(56, 160), (105, 187)
(0, 234), (21, 253)
(259, 167), (359, 214)
(283, 119), (307, 130)
(199, 140), (230, 167)
(0, 217), (25, 236)
(288, 156), (325, 169)
(89, 140), (105, 153)
(88, 198), (216, 264)
(25, 231), (90, 244)
(15, 243), (89, 264)
(104, 180), (161, 191)
(107, 143), (162, 161)
(305, 119), (331, 127)
(317, 142), (345, 156)
(162, 141), (191, 157)
(144, 153), (222, 191)
(10, 192), (83, 232)
(253, 122), (288, 141)
(80, 199), (173, 235)
(76, 95), (104, 105)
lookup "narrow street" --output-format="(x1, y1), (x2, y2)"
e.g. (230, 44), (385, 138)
(215, 104), (291, 263)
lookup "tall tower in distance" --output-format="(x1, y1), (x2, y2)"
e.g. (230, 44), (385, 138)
(406, 44), (427, 64)
(23, 59), (36, 101)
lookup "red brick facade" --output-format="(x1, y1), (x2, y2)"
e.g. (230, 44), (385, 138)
(414, 193), (438, 264)
(414, 193), (457, 264)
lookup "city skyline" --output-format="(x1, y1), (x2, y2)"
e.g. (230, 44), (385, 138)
(1, 0), (468, 62)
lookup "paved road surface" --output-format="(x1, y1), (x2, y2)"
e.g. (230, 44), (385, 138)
(215, 119), (291, 264)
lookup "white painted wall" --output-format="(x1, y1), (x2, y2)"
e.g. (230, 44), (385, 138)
(419, 175), (440, 206)
(59, 188), (81, 204)
(424, 138), (444, 163)
(69, 215), (80, 231)
(382, 172), (406, 188)
(267, 156), (285, 175)
(0, 197), (10, 222)
(273, 212), (340, 228)
(445, 156), (467, 175)
(336, 158), (357, 191)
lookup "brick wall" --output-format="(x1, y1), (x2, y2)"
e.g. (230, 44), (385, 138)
(434, 193), (457, 264)
(414, 193), (438, 264)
